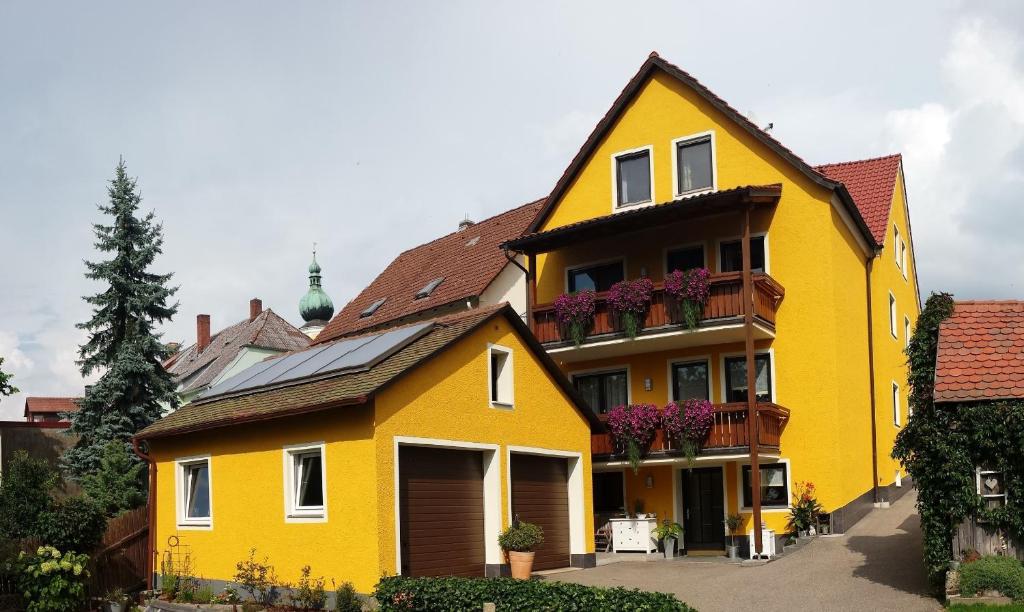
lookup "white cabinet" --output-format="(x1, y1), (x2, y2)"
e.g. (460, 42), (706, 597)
(747, 528), (776, 559)
(610, 518), (658, 553)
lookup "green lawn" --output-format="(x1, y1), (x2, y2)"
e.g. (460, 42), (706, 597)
(949, 604), (1024, 611)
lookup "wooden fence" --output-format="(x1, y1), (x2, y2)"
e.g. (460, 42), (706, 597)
(87, 506), (149, 596)
(952, 517), (1024, 561)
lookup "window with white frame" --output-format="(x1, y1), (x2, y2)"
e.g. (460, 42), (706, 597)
(177, 457), (211, 527)
(904, 316), (911, 349)
(889, 293), (897, 338)
(892, 382), (901, 427)
(742, 463), (789, 508)
(977, 468), (1007, 509)
(284, 444), (326, 519)
(489, 345), (514, 407)
(674, 134), (714, 195)
(614, 148), (653, 207)
(900, 238), (907, 279)
(894, 226), (901, 269)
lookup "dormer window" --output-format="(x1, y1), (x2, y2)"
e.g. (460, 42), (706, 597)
(415, 277), (444, 299)
(613, 147), (653, 208)
(674, 133), (714, 196)
(359, 298), (386, 318)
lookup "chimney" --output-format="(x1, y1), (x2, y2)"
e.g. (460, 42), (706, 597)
(458, 217), (475, 232)
(249, 298), (263, 322)
(197, 314), (211, 354)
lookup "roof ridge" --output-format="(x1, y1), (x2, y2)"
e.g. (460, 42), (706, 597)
(392, 197), (545, 258)
(955, 300), (1024, 305)
(814, 153), (902, 170)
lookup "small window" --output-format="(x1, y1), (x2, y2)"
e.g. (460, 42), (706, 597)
(889, 293), (897, 338)
(573, 369), (628, 415)
(615, 149), (652, 207)
(900, 239), (908, 279)
(977, 468), (1007, 509)
(894, 226), (902, 269)
(488, 345), (513, 407)
(360, 298), (386, 318)
(285, 444), (326, 520)
(892, 382), (901, 427)
(415, 278), (444, 299)
(666, 245), (705, 274)
(719, 237), (766, 273)
(567, 261), (624, 293)
(904, 316), (911, 349)
(675, 135), (713, 195)
(178, 457), (211, 527)
(724, 354), (773, 402)
(671, 361), (710, 401)
(742, 463), (789, 508)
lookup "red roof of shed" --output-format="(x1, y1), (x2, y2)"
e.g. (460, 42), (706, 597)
(934, 301), (1024, 403)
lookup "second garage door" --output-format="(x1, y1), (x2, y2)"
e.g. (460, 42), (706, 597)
(510, 454), (571, 571)
(399, 446), (485, 577)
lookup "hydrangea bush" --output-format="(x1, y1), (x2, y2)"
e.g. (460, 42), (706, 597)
(11, 546), (89, 612)
(553, 290), (596, 346)
(607, 403), (661, 472)
(662, 399), (715, 461)
(607, 278), (654, 338)
(664, 267), (711, 329)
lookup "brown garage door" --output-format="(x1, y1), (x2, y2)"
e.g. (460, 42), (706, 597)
(399, 446), (485, 577)
(510, 454), (570, 571)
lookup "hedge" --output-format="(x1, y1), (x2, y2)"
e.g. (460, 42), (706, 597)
(959, 556), (1024, 601)
(373, 576), (695, 611)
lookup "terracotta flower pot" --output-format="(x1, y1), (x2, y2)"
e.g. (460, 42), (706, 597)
(508, 550), (535, 579)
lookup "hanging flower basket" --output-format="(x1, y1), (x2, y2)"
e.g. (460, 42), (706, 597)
(661, 399), (715, 462)
(607, 278), (654, 339)
(607, 403), (661, 473)
(553, 290), (596, 346)
(664, 267), (711, 329)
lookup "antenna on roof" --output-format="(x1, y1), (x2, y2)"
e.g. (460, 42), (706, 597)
(764, 122), (774, 132)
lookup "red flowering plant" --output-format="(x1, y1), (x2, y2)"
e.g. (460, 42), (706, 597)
(664, 267), (711, 329)
(607, 278), (654, 339)
(607, 403), (661, 473)
(787, 481), (823, 535)
(661, 399), (715, 462)
(553, 290), (596, 346)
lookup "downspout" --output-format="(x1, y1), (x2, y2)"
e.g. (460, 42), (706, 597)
(865, 252), (881, 503)
(132, 437), (157, 591)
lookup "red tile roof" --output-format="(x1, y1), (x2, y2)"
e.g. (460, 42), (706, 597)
(934, 301), (1024, 403)
(24, 397), (80, 417)
(315, 199), (545, 343)
(815, 154), (902, 245)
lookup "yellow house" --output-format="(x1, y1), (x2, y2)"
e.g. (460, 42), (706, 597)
(135, 304), (599, 594)
(500, 53), (921, 555)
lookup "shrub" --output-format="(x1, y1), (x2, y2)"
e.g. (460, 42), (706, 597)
(0, 451), (57, 540)
(233, 547), (280, 605)
(373, 576), (694, 611)
(787, 481), (822, 533)
(35, 496), (107, 553)
(334, 580), (362, 612)
(81, 440), (147, 516)
(293, 565), (327, 609)
(497, 521), (544, 553)
(959, 555), (1024, 601)
(11, 546), (90, 612)
(211, 586), (242, 604)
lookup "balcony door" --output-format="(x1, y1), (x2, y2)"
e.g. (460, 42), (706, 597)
(671, 360), (710, 402)
(682, 467), (725, 551)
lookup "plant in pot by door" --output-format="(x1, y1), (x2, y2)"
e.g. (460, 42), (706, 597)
(553, 290), (596, 346)
(607, 403), (661, 473)
(607, 277), (654, 339)
(653, 520), (683, 559)
(664, 267), (711, 329)
(725, 513), (743, 560)
(499, 519), (545, 579)
(787, 481), (822, 538)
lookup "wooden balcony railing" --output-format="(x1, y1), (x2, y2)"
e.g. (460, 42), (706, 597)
(590, 402), (790, 458)
(532, 272), (784, 345)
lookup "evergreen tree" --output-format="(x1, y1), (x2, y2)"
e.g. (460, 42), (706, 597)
(81, 441), (147, 516)
(0, 356), (17, 401)
(62, 159), (178, 481)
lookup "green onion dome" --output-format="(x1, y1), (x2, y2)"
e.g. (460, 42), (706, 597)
(299, 251), (335, 323)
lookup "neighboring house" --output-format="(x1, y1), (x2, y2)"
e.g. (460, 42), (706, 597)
(498, 53), (920, 553)
(136, 304), (599, 593)
(23, 396), (80, 423)
(164, 299), (311, 405)
(0, 397), (79, 492)
(314, 200), (544, 342)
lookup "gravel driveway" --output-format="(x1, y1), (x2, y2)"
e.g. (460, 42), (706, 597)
(553, 490), (941, 612)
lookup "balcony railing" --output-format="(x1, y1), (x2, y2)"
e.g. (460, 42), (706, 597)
(531, 272), (784, 345)
(590, 402), (790, 458)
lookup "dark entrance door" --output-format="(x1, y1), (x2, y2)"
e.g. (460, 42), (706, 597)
(683, 467), (725, 551)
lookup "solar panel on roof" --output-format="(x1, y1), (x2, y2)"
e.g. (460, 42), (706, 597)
(199, 322), (435, 400)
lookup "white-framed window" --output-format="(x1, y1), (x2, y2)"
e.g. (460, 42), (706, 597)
(892, 381), (901, 427)
(904, 316), (911, 349)
(889, 292), (897, 339)
(283, 443), (326, 521)
(977, 468), (1007, 508)
(176, 455), (212, 528)
(740, 461), (790, 509)
(671, 132), (715, 197)
(894, 226), (901, 269)
(488, 344), (514, 408)
(900, 238), (907, 279)
(611, 146), (654, 209)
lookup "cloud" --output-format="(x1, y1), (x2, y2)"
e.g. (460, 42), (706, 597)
(0, 330), (33, 373)
(540, 110), (602, 161)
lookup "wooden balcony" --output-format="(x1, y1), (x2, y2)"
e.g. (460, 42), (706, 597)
(590, 402), (790, 459)
(532, 272), (784, 347)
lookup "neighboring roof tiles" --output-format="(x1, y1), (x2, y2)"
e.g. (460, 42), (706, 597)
(934, 301), (1024, 403)
(23, 397), (80, 417)
(815, 154), (902, 245)
(315, 199), (545, 343)
(166, 309), (311, 394)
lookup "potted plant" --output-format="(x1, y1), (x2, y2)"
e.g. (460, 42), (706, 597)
(633, 498), (646, 519)
(725, 513), (743, 559)
(653, 520), (683, 559)
(664, 267), (711, 329)
(661, 399), (715, 463)
(553, 290), (596, 346)
(498, 519), (545, 579)
(607, 403), (661, 472)
(787, 481), (822, 538)
(102, 587), (127, 612)
(607, 278), (654, 338)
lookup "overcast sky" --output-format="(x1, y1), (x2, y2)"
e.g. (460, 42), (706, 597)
(1, 1), (1023, 418)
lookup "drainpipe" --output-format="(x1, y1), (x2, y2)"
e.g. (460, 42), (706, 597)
(741, 204), (762, 555)
(132, 437), (157, 591)
(865, 253), (881, 504)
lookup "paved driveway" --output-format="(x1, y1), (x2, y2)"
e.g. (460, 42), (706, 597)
(554, 490), (940, 612)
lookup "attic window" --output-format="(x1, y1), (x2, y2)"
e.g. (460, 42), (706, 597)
(466, 236), (481, 247)
(415, 277), (444, 299)
(360, 298), (386, 318)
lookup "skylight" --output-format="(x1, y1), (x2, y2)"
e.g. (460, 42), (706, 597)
(359, 297), (386, 318)
(415, 277), (444, 299)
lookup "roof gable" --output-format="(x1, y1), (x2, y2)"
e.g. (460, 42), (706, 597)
(935, 301), (1024, 403)
(815, 154), (902, 245)
(24, 397), (80, 417)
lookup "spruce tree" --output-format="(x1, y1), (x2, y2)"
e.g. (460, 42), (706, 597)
(0, 356), (16, 401)
(62, 159), (179, 481)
